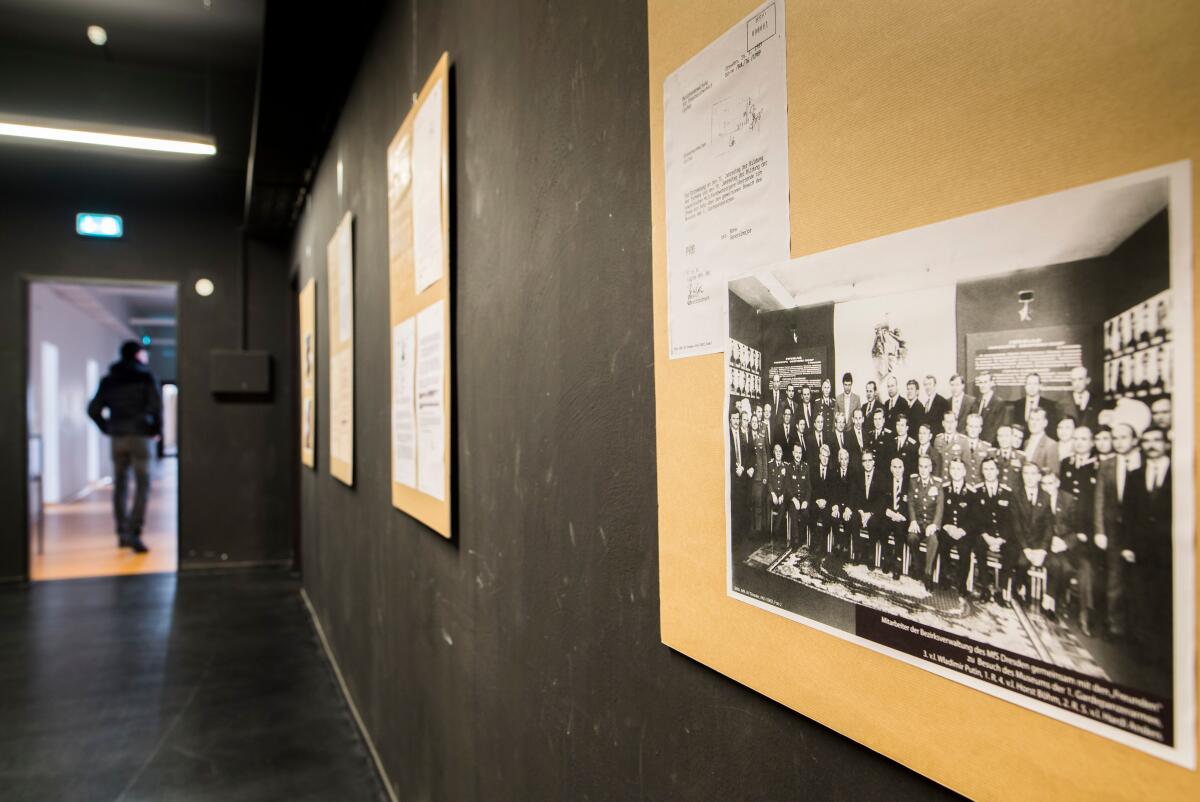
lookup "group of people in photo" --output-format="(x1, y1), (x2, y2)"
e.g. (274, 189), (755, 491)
(729, 365), (1173, 669)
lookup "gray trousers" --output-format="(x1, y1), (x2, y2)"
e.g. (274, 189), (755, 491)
(111, 436), (153, 537)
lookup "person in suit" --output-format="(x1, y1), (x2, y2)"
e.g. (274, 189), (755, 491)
(849, 449), (888, 566)
(808, 445), (836, 555)
(947, 374), (977, 434)
(1150, 397), (1172, 434)
(974, 456), (1016, 603)
(1011, 372), (1060, 434)
(907, 454), (945, 586)
(837, 372), (861, 424)
(848, 408), (869, 459)
(887, 414), (919, 477)
(860, 380), (881, 424)
(785, 443), (812, 550)
(781, 383), (799, 422)
(1011, 461), (1053, 607)
(761, 403), (775, 450)
(973, 372), (1007, 444)
(729, 411), (753, 538)
(1060, 426), (1100, 634)
(1022, 408), (1060, 477)
(865, 407), (892, 454)
(939, 459), (976, 593)
(900, 379), (922, 432)
(1062, 366), (1101, 431)
(807, 412), (829, 463)
(830, 447), (855, 556)
(1094, 424), (1115, 462)
(750, 416), (770, 536)
(876, 456), (910, 576)
(1121, 426), (1172, 670)
(776, 407), (799, 459)
(1055, 416), (1077, 463)
(1039, 471), (1081, 624)
(914, 423), (943, 479)
(922, 375), (950, 435)
(959, 413), (991, 485)
(766, 444), (789, 548)
(879, 376), (908, 429)
(792, 418), (810, 465)
(797, 386), (815, 432)
(830, 411), (852, 460)
(1093, 422), (1141, 638)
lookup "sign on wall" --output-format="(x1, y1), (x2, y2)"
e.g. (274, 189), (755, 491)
(327, 212), (354, 486)
(299, 278), (317, 469)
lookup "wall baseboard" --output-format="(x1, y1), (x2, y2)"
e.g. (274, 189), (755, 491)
(178, 559), (293, 573)
(300, 588), (399, 802)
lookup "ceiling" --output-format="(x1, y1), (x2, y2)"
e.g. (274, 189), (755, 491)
(0, 0), (384, 235)
(40, 280), (177, 343)
(732, 173), (1171, 312)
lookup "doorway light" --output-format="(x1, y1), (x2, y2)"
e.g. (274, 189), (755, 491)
(194, 278), (215, 297)
(0, 114), (216, 156)
(87, 25), (108, 46)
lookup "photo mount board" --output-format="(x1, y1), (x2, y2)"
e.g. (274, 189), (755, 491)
(386, 52), (453, 538)
(327, 212), (354, 486)
(299, 278), (316, 469)
(648, 1), (1200, 799)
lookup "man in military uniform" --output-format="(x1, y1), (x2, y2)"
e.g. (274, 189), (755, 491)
(876, 456), (910, 575)
(914, 423), (942, 479)
(990, 424), (1026, 489)
(766, 444), (790, 548)
(785, 443), (812, 550)
(906, 454), (944, 585)
(865, 407), (891, 454)
(939, 459), (976, 594)
(973, 456), (1016, 602)
(887, 413), (918, 477)
(960, 413), (991, 485)
(933, 412), (968, 469)
(1060, 426), (1100, 633)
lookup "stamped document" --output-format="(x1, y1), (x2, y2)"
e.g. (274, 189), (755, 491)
(329, 349), (353, 465)
(416, 301), (446, 500)
(663, 0), (790, 359)
(391, 317), (417, 488)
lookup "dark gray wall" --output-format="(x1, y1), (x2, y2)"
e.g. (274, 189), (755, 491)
(293, 1), (958, 799)
(0, 192), (294, 580)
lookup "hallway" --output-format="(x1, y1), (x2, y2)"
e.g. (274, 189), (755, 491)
(31, 458), (178, 581)
(0, 572), (386, 802)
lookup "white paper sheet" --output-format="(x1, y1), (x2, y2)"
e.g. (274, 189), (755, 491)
(415, 301), (445, 500)
(336, 217), (354, 343)
(413, 80), (445, 294)
(663, 0), (790, 359)
(392, 317), (417, 488)
(330, 349), (353, 465)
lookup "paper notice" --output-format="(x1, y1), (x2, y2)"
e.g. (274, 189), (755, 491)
(663, 0), (790, 358)
(335, 216), (354, 343)
(392, 317), (417, 488)
(413, 79), (445, 294)
(416, 301), (446, 499)
(330, 349), (353, 465)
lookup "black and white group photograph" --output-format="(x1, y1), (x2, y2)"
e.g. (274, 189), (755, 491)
(724, 165), (1193, 761)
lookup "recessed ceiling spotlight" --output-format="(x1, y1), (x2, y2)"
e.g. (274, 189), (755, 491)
(194, 278), (215, 297)
(86, 25), (108, 46)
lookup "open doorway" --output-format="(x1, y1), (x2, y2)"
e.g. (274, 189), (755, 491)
(27, 279), (179, 580)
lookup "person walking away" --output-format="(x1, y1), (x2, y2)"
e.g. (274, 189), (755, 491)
(87, 341), (162, 553)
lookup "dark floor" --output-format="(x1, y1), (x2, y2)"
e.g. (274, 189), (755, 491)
(0, 571), (388, 802)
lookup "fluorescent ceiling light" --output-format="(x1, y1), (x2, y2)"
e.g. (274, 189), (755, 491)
(0, 115), (216, 156)
(87, 25), (108, 46)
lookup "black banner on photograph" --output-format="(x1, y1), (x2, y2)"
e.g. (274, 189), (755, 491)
(855, 606), (1173, 746)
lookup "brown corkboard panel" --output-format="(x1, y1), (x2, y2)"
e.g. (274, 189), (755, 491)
(386, 52), (453, 538)
(299, 277), (317, 469)
(648, 1), (1199, 798)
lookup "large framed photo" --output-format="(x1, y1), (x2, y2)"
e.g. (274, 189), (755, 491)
(725, 163), (1193, 765)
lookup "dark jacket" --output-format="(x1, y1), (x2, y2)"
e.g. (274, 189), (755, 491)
(87, 359), (163, 437)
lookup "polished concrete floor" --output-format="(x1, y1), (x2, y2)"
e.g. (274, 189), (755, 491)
(0, 571), (387, 801)
(32, 458), (178, 581)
